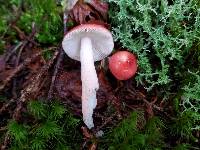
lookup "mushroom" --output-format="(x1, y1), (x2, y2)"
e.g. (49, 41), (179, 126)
(109, 51), (137, 80)
(62, 24), (114, 128)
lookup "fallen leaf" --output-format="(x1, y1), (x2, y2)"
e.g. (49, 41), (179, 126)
(89, 142), (97, 150)
(62, 0), (79, 12)
(70, 2), (99, 24)
(81, 126), (93, 138)
(69, 0), (108, 24)
(85, 0), (108, 20)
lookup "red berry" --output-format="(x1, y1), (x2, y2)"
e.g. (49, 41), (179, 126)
(109, 51), (137, 80)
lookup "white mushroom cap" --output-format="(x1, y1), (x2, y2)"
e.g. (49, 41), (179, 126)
(62, 24), (114, 61)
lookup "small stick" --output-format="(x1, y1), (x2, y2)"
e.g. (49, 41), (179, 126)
(47, 12), (68, 100)
(5, 42), (23, 62)
(12, 41), (28, 98)
(47, 47), (64, 100)
(143, 98), (163, 112)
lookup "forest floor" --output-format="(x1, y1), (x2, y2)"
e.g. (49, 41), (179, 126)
(0, 0), (200, 150)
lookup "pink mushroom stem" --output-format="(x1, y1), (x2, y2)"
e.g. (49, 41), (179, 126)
(80, 37), (99, 129)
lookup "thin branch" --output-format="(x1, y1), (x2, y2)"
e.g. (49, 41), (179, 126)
(47, 47), (64, 100)
(47, 12), (68, 100)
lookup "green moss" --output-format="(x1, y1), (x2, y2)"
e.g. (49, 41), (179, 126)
(0, 0), (62, 47)
(6, 100), (82, 150)
(169, 111), (197, 141)
(8, 121), (29, 144)
(100, 112), (165, 150)
(173, 144), (190, 150)
(17, 0), (62, 44)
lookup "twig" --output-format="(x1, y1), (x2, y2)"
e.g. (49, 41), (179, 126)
(47, 48), (64, 100)
(0, 46), (56, 92)
(47, 12), (68, 100)
(127, 89), (163, 112)
(5, 42), (23, 62)
(12, 25), (26, 40)
(143, 98), (163, 112)
(11, 23), (36, 98)
(5, 23), (37, 63)
(12, 24), (37, 45)
(15, 41), (28, 65)
(12, 41), (28, 98)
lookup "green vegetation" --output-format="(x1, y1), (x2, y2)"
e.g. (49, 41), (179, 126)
(0, 0), (62, 49)
(107, 0), (200, 90)
(6, 101), (82, 150)
(100, 112), (164, 150)
(99, 111), (199, 149)
(107, 0), (200, 136)
(2, 107), (198, 149)
(182, 71), (200, 116)
(17, 0), (62, 44)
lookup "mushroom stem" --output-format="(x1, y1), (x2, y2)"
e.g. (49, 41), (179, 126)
(80, 37), (99, 129)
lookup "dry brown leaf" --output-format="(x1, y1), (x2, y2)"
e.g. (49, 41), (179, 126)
(81, 126), (93, 138)
(69, 0), (108, 24)
(89, 142), (97, 150)
(70, 3), (99, 24)
(62, 0), (79, 12)
(85, 0), (108, 20)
